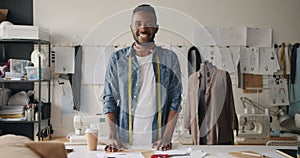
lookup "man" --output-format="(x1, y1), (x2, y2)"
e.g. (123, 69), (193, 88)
(103, 4), (182, 152)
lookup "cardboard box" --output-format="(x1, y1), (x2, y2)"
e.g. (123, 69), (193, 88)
(0, 25), (49, 41)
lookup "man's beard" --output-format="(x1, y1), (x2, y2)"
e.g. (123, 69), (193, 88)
(133, 34), (156, 46)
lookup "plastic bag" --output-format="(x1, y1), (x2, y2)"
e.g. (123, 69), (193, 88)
(7, 91), (33, 106)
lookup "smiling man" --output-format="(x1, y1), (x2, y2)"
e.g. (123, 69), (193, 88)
(103, 4), (182, 152)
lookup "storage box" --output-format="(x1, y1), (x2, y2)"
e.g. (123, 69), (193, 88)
(0, 88), (11, 106)
(4, 72), (24, 80)
(26, 66), (50, 80)
(9, 59), (31, 74)
(0, 25), (49, 41)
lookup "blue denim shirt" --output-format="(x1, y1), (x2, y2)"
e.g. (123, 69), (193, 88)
(103, 44), (182, 143)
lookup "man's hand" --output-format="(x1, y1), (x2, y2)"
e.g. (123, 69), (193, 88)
(104, 139), (127, 152)
(151, 110), (177, 151)
(104, 113), (127, 152)
(152, 139), (172, 151)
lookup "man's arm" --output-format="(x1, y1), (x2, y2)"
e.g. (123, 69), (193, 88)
(103, 52), (127, 152)
(106, 112), (117, 140)
(153, 51), (182, 150)
(162, 110), (178, 142)
(103, 52), (119, 139)
(104, 112), (127, 152)
(153, 110), (178, 150)
(163, 51), (182, 141)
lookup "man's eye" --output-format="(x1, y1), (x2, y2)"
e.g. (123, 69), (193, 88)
(145, 23), (154, 27)
(134, 22), (155, 28)
(135, 23), (142, 27)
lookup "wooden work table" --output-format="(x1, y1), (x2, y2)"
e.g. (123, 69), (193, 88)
(65, 144), (297, 158)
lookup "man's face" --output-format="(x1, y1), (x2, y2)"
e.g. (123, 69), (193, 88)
(130, 11), (158, 45)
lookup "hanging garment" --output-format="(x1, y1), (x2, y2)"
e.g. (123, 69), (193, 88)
(290, 46), (300, 116)
(290, 43), (299, 84)
(188, 46), (202, 77)
(289, 43), (299, 103)
(198, 63), (207, 144)
(184, 64), (238, 145)
(275, 43), (291, 77)
(280, 43), (287, 78)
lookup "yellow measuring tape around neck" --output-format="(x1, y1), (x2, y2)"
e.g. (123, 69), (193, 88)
(128, 53), (162, 145)
(128, 55), (133, 145)
(155, 53), (162, 140)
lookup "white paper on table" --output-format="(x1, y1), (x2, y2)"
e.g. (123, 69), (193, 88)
(54, 46), (75, 74)
(153, 150), (190, 158)
(154, 149), (206, 158)
(258, 47), (279, 75)
(103, 152), (144, 158)
(96, 153), (106, 158)
(217, 151), (284, 158)
(191, 150), (207, 158)
(239, 47), (259, 74)
(216, 152), (236, 157)
(246, 27), (272, 47)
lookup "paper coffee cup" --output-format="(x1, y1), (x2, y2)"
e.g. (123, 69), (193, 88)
(85, 128), (98, 151)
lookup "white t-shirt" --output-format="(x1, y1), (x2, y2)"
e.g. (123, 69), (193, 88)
(133, 53), (156, 145)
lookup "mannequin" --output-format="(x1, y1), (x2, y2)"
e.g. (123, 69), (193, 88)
(185, 62), (238, 145)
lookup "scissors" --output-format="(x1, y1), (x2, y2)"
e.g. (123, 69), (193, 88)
(151, 152), (190, 158)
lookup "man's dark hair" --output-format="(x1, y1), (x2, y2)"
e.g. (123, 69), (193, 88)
(132, 4), (157, 24)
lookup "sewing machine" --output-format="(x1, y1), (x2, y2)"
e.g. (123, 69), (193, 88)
(69, 115), (108, 144)
(236, 113), (270, 145)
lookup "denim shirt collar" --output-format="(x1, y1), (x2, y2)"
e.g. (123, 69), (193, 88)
(126, 43), (159, 57)
(125, 43), (134, 57)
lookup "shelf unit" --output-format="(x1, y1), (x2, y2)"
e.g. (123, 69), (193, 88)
(0, 39), (51, 141)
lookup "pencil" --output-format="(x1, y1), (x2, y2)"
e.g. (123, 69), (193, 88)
(240, 152), (266, 157)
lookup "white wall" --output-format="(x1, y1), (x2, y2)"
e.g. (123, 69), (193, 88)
(33, 0), (300, 137)
(34, 0), (300, 45)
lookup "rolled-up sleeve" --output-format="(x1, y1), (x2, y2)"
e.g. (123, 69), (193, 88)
(167, 52), (182, 113)
(103, 53), (119, 114)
